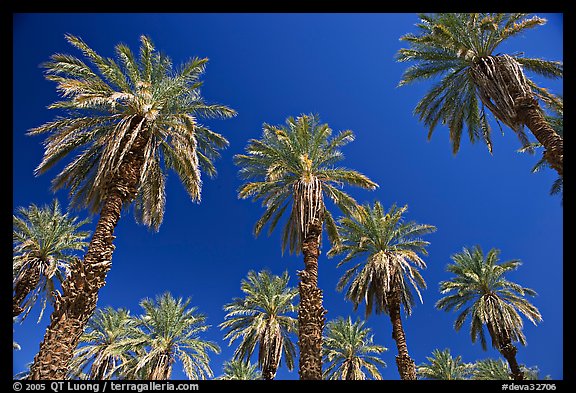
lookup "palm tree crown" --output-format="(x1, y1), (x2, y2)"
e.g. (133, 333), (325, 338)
(436, 245), (542, 350)
(121, 292), (219, 380)
(234, 114), (378, 254)
(220, 270), (297, 379)
(70, 307), (136, 379)
(218, 360), (263, 380)
(417, 348), (474, 380)
(397, 13), (562, 154)
(28, 34), (236, 230)
(322, 316), (387, 380)
(329, 201), (436, 316)
(13, 199), (90, 321)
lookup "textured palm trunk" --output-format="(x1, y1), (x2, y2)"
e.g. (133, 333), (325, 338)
(13, 265), (41, 317)
(515, 96), (563, 177)
(486, 323), (524, 381)
(29, 122), (147, 380)
(388, 292), (416, 380)
(298, 220), (326, 380)
(500, 341), (524, 380)
(472, 55), (563, 178)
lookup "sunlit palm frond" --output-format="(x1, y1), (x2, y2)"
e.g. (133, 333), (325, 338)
(436, 245), (542, 351)
(29, 34), (236, 231)
(322, 316), (387, 380)
(329, 201), (436, 316)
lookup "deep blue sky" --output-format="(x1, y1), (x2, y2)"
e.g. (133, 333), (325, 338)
(13, 13), (563, 380)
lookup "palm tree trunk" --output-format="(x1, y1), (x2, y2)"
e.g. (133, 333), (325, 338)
(13, 265), (40, 317)
(388, 293), (416, 380)
(515, 95), (563, 177)
(29, 124), (147, 380)
(486, 323), (524, 380)
(499, 341), (524, 381)
(297, 220), (326, 380)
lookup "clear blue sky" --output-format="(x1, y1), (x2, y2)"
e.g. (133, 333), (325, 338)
(12, 13), (563, 380)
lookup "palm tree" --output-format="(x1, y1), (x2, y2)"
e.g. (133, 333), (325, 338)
(397, 13), (563, 177)
(220, 270), (297, 380)
(69, 307), (136, 380)
(417, 348), (474, 380)
(328, 201), (436, 380)
(322, 316), (387, 380)
(218, 360), (263, 380)
(119, 292), (219, 380)
(436, 246), (542, 380)
(517, 108), (563, 202)
(234, 114), (378, 379)
(27, 34), (235, 379)
(473, 358), (550, 380)
(13, 199), (90, 322)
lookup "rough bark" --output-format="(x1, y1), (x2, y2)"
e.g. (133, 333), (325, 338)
(29, 122), (147, 380)
(13, 265), (41, 317)
(486, 322), (524, 381)
(515, 95), (563, 177)
(388, 292), (416, 380)
(297, 220), (326, 380)
(472, 55), (563, 178)
(500, 340), (524, 381)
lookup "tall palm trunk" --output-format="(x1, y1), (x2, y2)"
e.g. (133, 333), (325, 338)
(472, 54), (563, 177)
(13, 264), (41, 317)
(29, 122), (147, 380)
(298, 220), (326, 380)
(487, 323), (524, 380)
(515, 95), (563, 177)
(388, 291), (416, 380)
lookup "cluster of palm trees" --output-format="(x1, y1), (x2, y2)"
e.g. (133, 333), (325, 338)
(13, 13), (561, 381)
(417, 348), (550, 380)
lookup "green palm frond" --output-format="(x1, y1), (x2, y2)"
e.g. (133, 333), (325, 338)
(220, 270), (298, 378)
(118, 292), (219, 380)
(417, 348), (474, 380)
(329, 201), (436, 316)
(472, 358), (550, 380)
(13, 199), (90, 323)
(397, 13), (562, 154)
(70, 307), (136, 379)
(29, 34), (236, 231)
(436, 246), (542, 351)
(322, 316), (387, 380)
(234, 114), (378, 255)
(217, 360), (263, 380)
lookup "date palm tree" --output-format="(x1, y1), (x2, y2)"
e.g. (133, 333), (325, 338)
(416, 348), (474, 380)
(27, 34), (235, 379)
(518, 108), (563, 202)
(328, 201), (436, 380)
(436, 246), (542, 380)
(119, 292), (219, 380)
(69, 307), (136, 380)
(234, 114), (378, 379)
(220, 270), (297, 380)
(473, 358), (549, 380)
(323, 316), (387, 380)
(13, 199), (90, 322)
(397, 13), (563, 177)
(218, 360), (263, 380)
